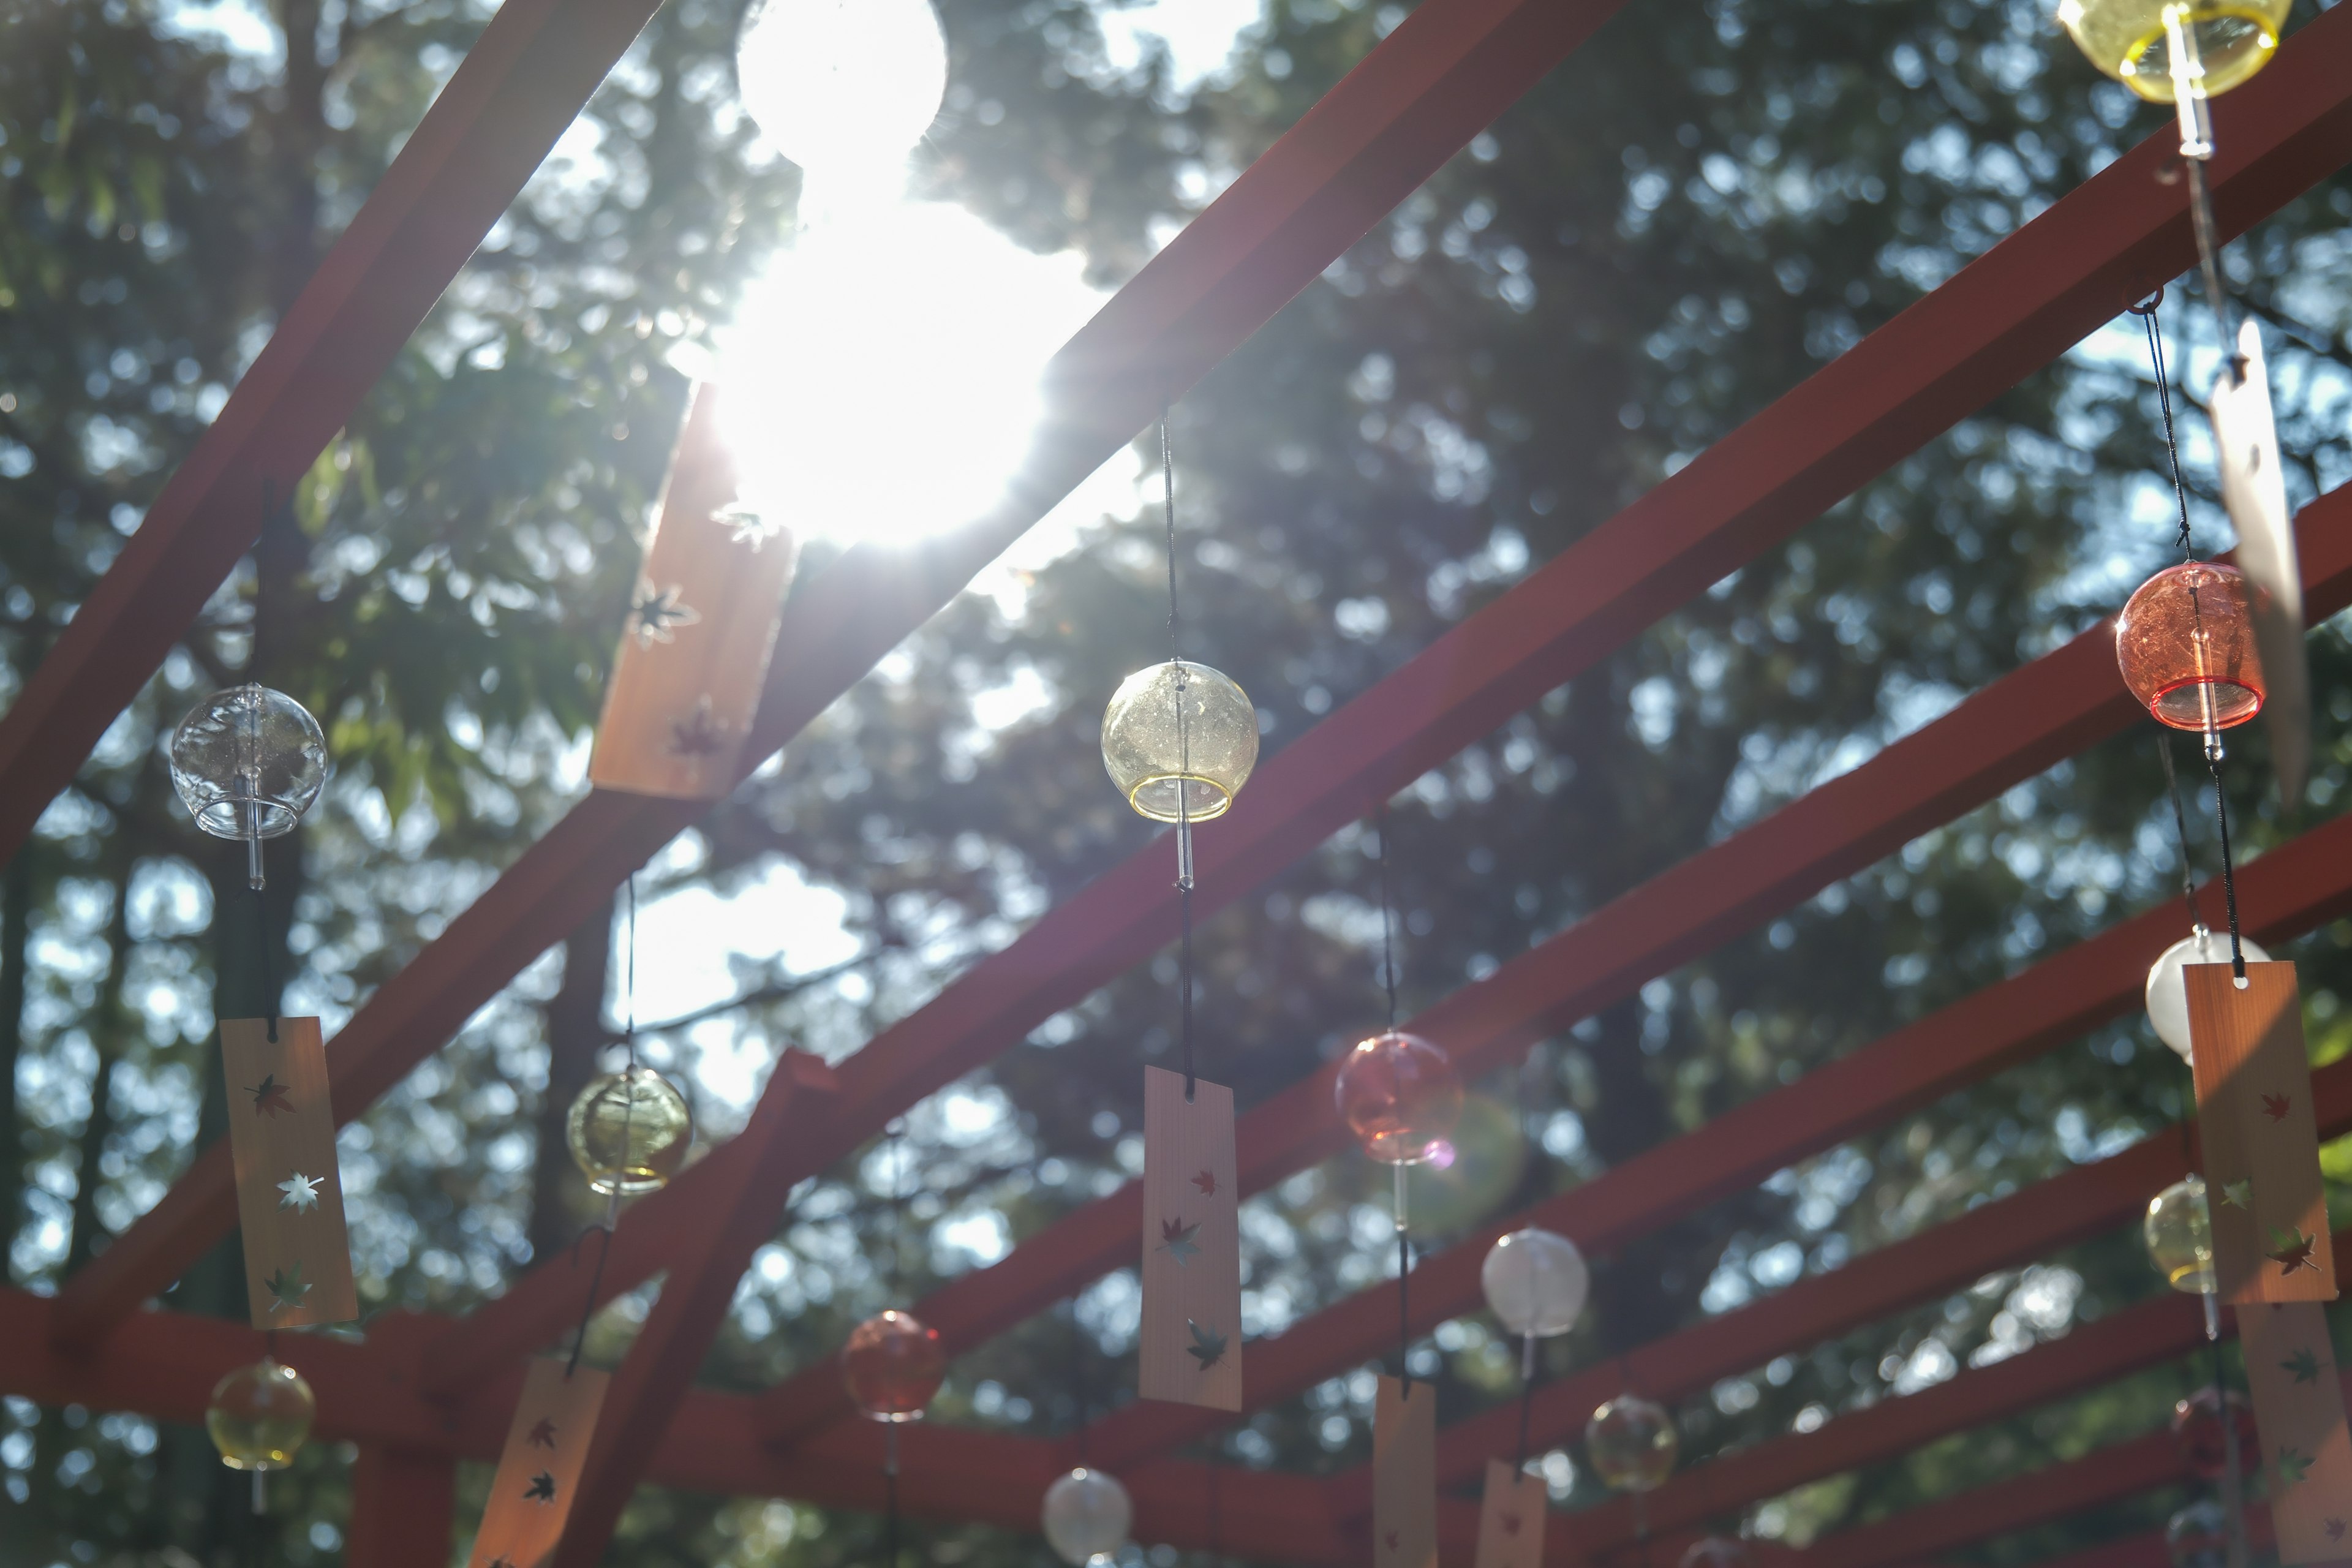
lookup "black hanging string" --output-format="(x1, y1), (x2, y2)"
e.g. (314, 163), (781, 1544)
(2182, 162), (2239, 371)
(1374, 802), (1413, 1394)
(1164, 413), (1199, 1102)
(2133, 294), (2248, 981)
(565, 872), (639, 1376)
(1376, 804), (1400, 1032)
(1511, 1045), (1542, 1470)
(2130, 292), (2196, 565)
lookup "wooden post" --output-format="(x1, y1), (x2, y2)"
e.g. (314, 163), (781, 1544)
(347, 1442), (457, 1568)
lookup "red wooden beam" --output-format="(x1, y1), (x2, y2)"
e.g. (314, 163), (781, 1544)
(551, 1051), (839, 1566)
(346, 1442), (458, 1568)
(1796, 1431), (2184, 1568)
(0, 0), (676, 864)
(739, 28), (2352, 1438)
(1068, 509), (2352, 1475)
(1512, 1227), (2352, 1561)
(0, 1287), (1345, 1564)
(43, 0), (1641, 1353)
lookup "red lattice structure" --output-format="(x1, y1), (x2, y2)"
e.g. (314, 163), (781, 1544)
(9, 0), (2352, 1561)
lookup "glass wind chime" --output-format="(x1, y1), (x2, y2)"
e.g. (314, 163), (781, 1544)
(1039, 1307), (1135, 1566)
(1333, 806), (1464, 1391)
(1104, 417), (1256, 1414)
(174, 680), (333, 1513)
(840, 1121), (948, 1568)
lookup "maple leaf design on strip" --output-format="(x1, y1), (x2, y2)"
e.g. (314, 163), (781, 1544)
(2327, 1519), (2347, 1544)
(527, 1417), (559, 1449)
(628, 581), (701, 647)
(264, 1261), (311, 1311)
(2221, 1178), (2253, 1210)
(247, 1074), (293, 1118)
(1384, 1532), (1400, 1554)
(668, 697), (729, 760)
(2279, 1447), (2315, 1487)
(2262, 1091), (2294, 1122)
(1192, 1170), (1218, 1196)
(1498, 1513), (1523, 1539)
(1158, 1216), (1201, 1268)
(1186, 1318), (1229, 1370)
(2269, 1227), (2319, 1276)
(525, 1471), (559, 1503)
(2283, 1346), (2324, 1385)
(276, 1171), (322, 1213)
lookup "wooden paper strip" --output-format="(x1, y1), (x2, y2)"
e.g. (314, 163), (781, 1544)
(1373, 1375), (1437, 1568)
(1139, 1066), (1242, 1410)
(2186, 962), (2336, 1302)
(2211, 318), (2310, 807)
(1472, 1458), (1545, 1568)
(587, 382), (801, 801)
(220, 1017), (357, 1329)
(466, 1359), (611, 1568)
(2236, 1302), (2352, 1562)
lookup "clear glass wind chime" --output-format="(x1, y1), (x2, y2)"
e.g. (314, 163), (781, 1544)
(172, 677), (330, 1513)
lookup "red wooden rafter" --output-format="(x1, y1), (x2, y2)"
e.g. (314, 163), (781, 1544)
(7, 0), (2352, 1551)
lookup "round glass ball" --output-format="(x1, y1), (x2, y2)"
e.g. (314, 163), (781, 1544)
(565, 1066), (693, 1195)
(2145, 1175), (2215, 1295)
(2115, 562), (2266, 733)
(1481, 1227), (1589, 1340)
(1334, 1031), (1463, 1166)
(734, 0), (948, 173)
(2165, 1498), (2230, 1568)
(206, 1357), (315, 1472)
(1585, 1395), (1678, 1493)
(1041, 1466), (1132, 1566)
(2171, 1386), (2258, 1480)
(2057, 0), (2288, 103)
(2145, 929), (2272, 1060)
(1679, 1540), (1751, 1568)
(842, 1308), (946, 1421)
(1101, 660), (1259, 824)
(169, 684), (329, 842)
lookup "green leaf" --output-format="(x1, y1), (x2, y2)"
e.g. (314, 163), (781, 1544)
(1158, 1215), (1200, 1267)
(2283, 1346), (2324, 1386)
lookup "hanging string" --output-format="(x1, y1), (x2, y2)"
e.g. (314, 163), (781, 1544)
(2207, 748), (2247, 981)
(2133, 295), (2248, 982)
(1164, 412), (1199, 1102)
(565, 873), (639, 1376)
(2182, 162), (2238, 369)
(1376, 804), (1399, 1032)
(2130, 292), (2196, 564)
(1374, 802), (1412, 1394)
(1512, 1044), (1542, 1469)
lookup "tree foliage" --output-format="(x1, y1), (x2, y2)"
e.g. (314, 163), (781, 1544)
(5, 0), (2352, 1561)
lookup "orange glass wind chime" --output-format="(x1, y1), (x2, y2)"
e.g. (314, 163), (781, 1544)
(840, 1120), (949, 1568)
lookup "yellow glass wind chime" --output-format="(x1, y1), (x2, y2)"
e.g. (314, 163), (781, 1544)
(1084, 415), (1255, 1555)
